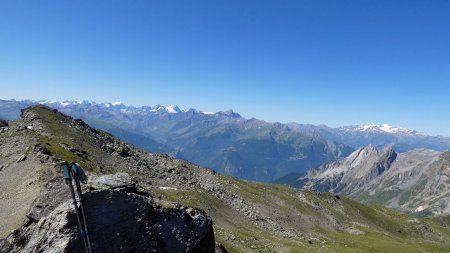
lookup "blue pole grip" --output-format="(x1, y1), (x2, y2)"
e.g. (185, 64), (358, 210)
(71, 162), (79, 177)
(62, 162), (72, 180)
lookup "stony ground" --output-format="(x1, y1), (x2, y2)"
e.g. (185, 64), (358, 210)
(1, 173), (215, 253)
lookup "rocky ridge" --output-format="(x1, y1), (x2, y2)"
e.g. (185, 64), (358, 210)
(278, 146), (450, 216)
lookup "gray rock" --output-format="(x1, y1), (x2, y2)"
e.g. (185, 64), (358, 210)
(215, 243), (228, 253)
(59, 143), (89, 159)
(33, 144), (52, 156)
(26, 178), (70, 223)
(1, 188), (215, 253)
(88, 173), (134, 190)
(16, 155), (26, 163)
(0, 120), (7, 128)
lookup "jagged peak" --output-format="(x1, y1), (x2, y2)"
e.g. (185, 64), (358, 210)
(350, 145), (396, 159)
(217, 109), (241, 118)
(165, 105), (181, 113)
(381, 145), (396, 154)
(350, 145), (376, 157)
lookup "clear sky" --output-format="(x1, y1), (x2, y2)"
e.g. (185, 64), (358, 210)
(1, 1), (449, 136)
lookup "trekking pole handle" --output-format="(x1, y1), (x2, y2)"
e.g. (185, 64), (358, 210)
(70, 162), (78, 176)
(61, 161), (72, 181)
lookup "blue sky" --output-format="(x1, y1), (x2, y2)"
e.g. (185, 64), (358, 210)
(1, 1), (449, 135)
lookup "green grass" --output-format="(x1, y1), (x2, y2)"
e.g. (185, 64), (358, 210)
(398, 177), (428, 206)
(153, 178), (450, 252)
(352, 189), (402, 205)
(31, 106), (104, 172)
(319, 228), (450, 253)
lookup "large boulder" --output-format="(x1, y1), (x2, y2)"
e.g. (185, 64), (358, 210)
(0, 178), (215, 253)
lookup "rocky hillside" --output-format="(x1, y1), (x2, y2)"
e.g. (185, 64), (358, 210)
(277, 146), (450, 216)
(1, 105), (450, 252)
(0, 107), (215, 252)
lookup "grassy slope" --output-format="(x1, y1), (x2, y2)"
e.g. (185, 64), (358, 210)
(155, 176), (450, 252)
(29, 106), (450, 253)
(30, 106), (104, 172)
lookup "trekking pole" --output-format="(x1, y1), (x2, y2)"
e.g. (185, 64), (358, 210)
(61, 161), (89, 253)
(71, 162), (93, 253)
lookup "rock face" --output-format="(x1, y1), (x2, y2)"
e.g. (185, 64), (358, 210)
(0, 120), (8, 134)
(278, 146), (450, 215)
(297, 146), (398, 194)
(0, 174), (215, 253)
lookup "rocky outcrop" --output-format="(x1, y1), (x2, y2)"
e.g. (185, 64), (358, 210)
(290, 146), (398, 193)
(0, 173), (215, 253)
(0, 119), (8, 134)
(282, 146), (450, 215)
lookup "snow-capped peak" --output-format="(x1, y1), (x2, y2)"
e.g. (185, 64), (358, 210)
(165, 105), (181, 113)
(344, 123), (427, 136)
(38, 100), (93, 107)
(361, 123), (412, 134)
(30, 100), (240, 118)
(38, 100), (80, 107)
(60, 101), (72, 107)
(149, 105), (181, 113)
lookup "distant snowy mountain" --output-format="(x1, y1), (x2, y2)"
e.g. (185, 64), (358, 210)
(289, 121), (449, 152)
(34, 100), (230, 117)
(339, 123), (426, 136)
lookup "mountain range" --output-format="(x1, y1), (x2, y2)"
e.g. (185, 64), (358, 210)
(1, 99), (450, 182)
(276, 146), (450, 216)
(1, 105), (450, 252)
(0, 99), (353, 182)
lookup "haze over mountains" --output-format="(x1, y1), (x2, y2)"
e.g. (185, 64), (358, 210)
(1, 99), (450, 182)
